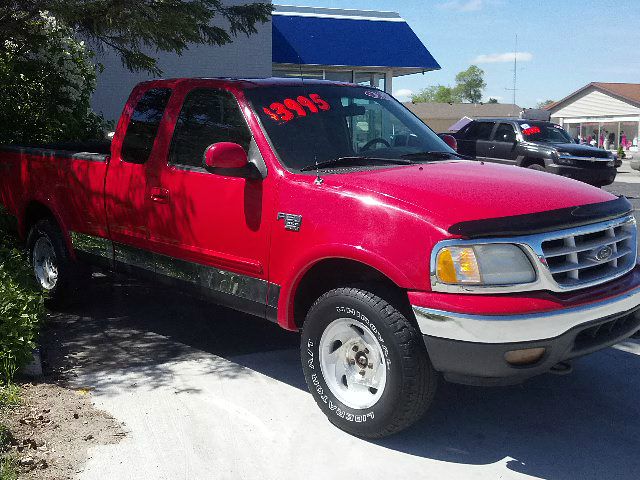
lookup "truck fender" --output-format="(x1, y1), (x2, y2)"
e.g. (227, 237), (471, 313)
(276, 243), (414, 330)
(19, 198), (76, 260)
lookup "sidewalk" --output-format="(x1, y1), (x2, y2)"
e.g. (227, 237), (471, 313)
(40, 275), (640, 480)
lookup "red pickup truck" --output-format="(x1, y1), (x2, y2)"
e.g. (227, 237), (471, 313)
(1, 78), (639, 438)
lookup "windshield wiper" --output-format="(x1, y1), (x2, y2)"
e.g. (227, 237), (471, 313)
(299, 156), (416, 172)
(400, 151), (467, 160)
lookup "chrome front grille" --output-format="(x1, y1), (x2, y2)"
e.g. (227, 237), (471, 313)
(541, 217), (637, 289)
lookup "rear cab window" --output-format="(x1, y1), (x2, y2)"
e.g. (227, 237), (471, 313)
(121, 88), (172, 164)
(465, 121), (495, 140)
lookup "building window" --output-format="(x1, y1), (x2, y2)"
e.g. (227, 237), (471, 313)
(273, 68), (387, 91)
(619, 122), (638, 151)
(354, 72), (386, 91)
(324, 71), (353, 83)
(273, 68), (324, 80)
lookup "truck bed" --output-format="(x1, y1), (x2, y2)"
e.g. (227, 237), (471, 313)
(0, 141), (111, 242)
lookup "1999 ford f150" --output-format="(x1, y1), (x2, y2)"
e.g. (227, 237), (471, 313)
(1, 78), (639, 438)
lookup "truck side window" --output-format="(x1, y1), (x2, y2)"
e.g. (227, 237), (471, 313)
(169, 88), (251, 169)
(467, 122), (494, 140)
(494, 123), (516, 142)
(121, 88), (172, 164)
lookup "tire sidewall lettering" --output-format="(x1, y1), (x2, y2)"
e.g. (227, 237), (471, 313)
(305, 304), (395, 423)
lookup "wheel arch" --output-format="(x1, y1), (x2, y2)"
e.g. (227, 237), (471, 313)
(21, 200), (74, 257)
(281, 254), (413, 331)
(520, 156), (546, 168)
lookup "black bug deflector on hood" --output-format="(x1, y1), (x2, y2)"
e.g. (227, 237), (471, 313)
(448, 196), (634, 238)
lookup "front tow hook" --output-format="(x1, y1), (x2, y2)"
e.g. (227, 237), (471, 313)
(549, 361), (573, 375)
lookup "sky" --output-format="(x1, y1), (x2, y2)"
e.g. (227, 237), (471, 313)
(277, 0), (640, 108)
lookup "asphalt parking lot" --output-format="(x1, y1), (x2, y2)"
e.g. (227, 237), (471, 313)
(45, 164), (639, 480)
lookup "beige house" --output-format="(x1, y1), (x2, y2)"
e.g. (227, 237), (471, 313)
(404, 102), (521, 133)
(547, 82), (640, 152)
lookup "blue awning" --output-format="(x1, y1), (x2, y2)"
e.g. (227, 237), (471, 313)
(272, 10), (441, 72)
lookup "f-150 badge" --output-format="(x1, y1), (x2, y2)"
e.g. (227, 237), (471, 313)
(277, 212), (302, 231)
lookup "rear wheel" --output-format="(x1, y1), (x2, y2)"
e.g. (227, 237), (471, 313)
(301, 287), (437, 438)
(27, 219), (82, 303)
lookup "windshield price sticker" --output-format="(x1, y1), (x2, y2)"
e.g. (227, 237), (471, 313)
(262, 94), (330, 122)
(522, 126), (541, 136)
(364, 90), (387, 99)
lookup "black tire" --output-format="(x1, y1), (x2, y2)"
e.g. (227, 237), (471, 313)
(27, 218), (83, 304)
(301, 287), (437, 438)
(526, 163), (546, 172)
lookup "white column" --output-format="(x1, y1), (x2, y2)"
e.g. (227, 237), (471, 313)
(385, 70), (393, 94)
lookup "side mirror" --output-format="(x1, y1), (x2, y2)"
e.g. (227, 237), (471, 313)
(440, 134), (457, 152)
(204, 142), (248, 170)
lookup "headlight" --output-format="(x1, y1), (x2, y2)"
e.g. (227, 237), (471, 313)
(435, 244), (536, 286)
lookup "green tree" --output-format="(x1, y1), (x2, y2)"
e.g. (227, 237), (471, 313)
(536, 99), (555, 109)
(454, 65), (486, 103)
(0, 1), (273, 75)
(410, 85), (462, 103)
(0, 14), (105, 144)
(0, 1), (272, 143)
(487, 97), (499, 104)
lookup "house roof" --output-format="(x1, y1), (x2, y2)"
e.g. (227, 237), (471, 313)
(272, 5), (440, 73)
(404, 102), (521, 120)
(546, 82), (640, 111)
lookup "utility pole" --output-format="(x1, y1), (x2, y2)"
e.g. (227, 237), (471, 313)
(505, 34), (518, 108)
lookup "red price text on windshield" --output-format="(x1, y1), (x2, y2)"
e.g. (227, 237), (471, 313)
(262, 94), (330, 122)
(522, 126), (541, 136)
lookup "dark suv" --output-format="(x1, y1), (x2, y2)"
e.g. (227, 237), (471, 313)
(452, 119), (620, 186)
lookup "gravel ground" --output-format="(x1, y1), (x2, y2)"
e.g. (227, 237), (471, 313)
(1, 382), (124, 480)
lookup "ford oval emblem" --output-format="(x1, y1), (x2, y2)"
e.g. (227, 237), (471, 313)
(595, 246), (613, 262)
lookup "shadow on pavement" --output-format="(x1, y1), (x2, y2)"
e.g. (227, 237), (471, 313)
(43, 272), (640, 480)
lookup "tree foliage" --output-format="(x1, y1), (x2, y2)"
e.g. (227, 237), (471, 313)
(0, 0), (273, 76)
(410, 85), (461, 103)
(536, 99), (555, 109)
(0, 13), (105, 144)
(410, 65), (486, 104)
(454, 65), (486, 103)
(487, 97), (499, 104)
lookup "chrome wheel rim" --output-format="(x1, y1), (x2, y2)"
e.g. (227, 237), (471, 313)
(33, 236), (58, 290)
(319, 318), (387, 409)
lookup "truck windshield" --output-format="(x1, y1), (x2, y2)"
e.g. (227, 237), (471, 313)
(245, 85), (454, 171)
(520, 122), (574, 143)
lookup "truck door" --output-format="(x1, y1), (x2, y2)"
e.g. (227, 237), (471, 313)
(487, 122), (519, 164)
(474, 121), (496, 161)
(457, 121), (495, 160)
(105, 85), (173, 275)
(148, 85), (276, 318)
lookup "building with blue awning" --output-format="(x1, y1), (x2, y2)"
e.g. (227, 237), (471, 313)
(271, 5), (441, 93)
(92, 3), (439, 120)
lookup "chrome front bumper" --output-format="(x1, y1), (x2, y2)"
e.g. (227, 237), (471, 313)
(412, 285), (640, 343)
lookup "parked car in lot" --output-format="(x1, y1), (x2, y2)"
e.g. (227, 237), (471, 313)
(1, 78), (639, 438)
(451, 119), (621, 186)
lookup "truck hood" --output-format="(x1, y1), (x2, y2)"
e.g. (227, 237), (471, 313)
(321, 160), (616, 232)
(551, 142), (611, 158)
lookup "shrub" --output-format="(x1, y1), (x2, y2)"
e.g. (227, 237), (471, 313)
(0, 214), (45, 384)
(617, 145), (626, 160)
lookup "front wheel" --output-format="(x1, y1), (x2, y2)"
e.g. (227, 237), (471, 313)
(301, 287), (437, 438)
(526, 163), (547, 172)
